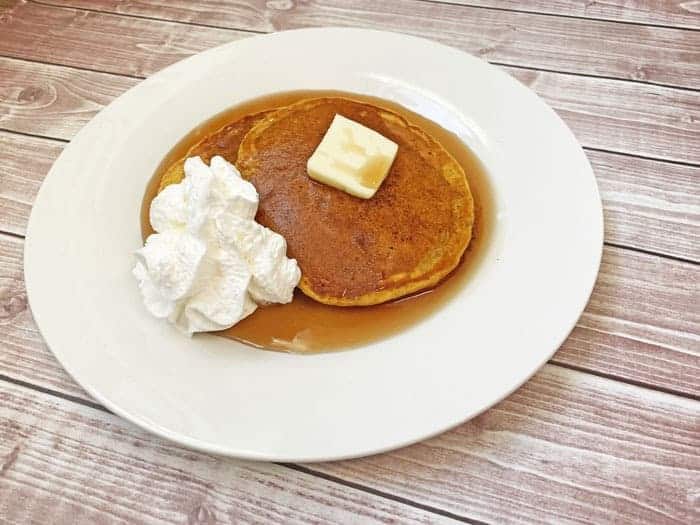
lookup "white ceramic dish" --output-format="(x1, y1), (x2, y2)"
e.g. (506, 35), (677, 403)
(25, 28), (603, 461)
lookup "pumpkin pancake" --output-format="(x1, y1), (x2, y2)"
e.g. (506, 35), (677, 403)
(237, 97), (474, 306)
(157, 110), (272, 193)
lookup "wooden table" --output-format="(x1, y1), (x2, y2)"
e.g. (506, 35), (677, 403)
(1, 1), (698, 523)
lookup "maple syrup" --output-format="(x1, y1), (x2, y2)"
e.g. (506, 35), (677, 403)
(141, 91), (494, 353)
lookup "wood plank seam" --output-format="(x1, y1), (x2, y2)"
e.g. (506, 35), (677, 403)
(1, 267), (697, 410)
(7, 363), (695, 524)
(0, 128), (69, 144)
(0, 372), (109, 413)
(3, 366), (697, 524)
(419, 0), (700, 31)
(584, 146), (700, 169)
(496, 62), (700, 94)
(0, 384), (473, 525)
(3, 351), (696, 422)
(548, 362), (700, 402)
(2, 196), (693, 267)
(1, 29), (698, 161)
(4, 50), (697, 101)
(9, 52), (698, 97)
(2, 122), (697, 172)
(1, 364), (697, 522)
(0, 130), (700, 265)
(28, 0), (265, 34)
(2, 219), (697, 401)
(1, 54), (698, 171)
(0, 230), (25, 242)
(0, 372), (483, 523)
(24, 0), (700, 92)
(0, 52), (147, 81)
(604, 242), (699, 266)
(280, 463), (489, 525)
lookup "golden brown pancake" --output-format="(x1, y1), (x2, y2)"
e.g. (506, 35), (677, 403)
(157, 111), (272, 193)
(237, 97), (474, 306)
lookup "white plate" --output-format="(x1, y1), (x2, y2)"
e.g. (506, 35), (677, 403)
(25, 28), (602, 461)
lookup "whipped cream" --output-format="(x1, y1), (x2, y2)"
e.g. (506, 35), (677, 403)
(133, 156), (301, 335)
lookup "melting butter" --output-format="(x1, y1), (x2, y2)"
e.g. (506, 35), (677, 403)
(306, 114), (398, 199)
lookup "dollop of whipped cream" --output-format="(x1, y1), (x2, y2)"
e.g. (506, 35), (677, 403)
(133, 155), (301, 335)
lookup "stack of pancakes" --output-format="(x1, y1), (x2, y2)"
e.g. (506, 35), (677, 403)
(158, 97), (474, 306)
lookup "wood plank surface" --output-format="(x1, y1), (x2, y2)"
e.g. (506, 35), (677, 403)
(0, 382), (457, 525)
(589, 149), (700, 262)
(1, 53), (698, 169)
(2, 230), (697, 405)
(502, 66), (700, 166)
(1, 1), (698, 522)
(313, 364), (700, 524)
(27, 0), (700, 89)
(1, 365), (698, 524)
(0, 58), (136, 138)
(1, 128), (698, 262)
(442, 1), (700, 29)
(1, 57), (698, 259)
(552, 250), (700, 395)
(0, 0), (246, 78)
(0, 133), (63, 237)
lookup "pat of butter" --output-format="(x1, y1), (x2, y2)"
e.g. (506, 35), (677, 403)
(306, 114), (398, 199)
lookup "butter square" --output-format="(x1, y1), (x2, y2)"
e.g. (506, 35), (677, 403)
(306, 114), (398, 199)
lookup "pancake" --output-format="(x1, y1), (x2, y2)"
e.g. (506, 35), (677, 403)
(237, 97), (474, 306)
(157, 110), (272, 193)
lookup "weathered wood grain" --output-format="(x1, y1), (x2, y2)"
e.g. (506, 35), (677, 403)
(1, 56), (697, 255)
(589, 149), (700, 262)
(0, 382), (458, 525)
(503, 66), (700, 165)
(0, 0), (247, 78)
(0, 133), (63, 237)
(1, 364), (698, 523)
(0, 0), (698, 522)
(0, 57), (137, 138)
(552, 250), (700, 394)
(313, 364), (700, 524)
(2, 128), (698, 261)
(1, 55), (698, 167)
(1, 230), (697, 403)
(27, 0), (700, 89)
(584, 250), (698, 354)
(442, 0), (700, 29)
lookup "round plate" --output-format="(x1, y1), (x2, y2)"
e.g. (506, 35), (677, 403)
(25, 28), (603, 461)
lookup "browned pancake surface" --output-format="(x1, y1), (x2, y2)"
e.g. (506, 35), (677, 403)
(158, 111), (271, 192)
(237, 97), (474, 306)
